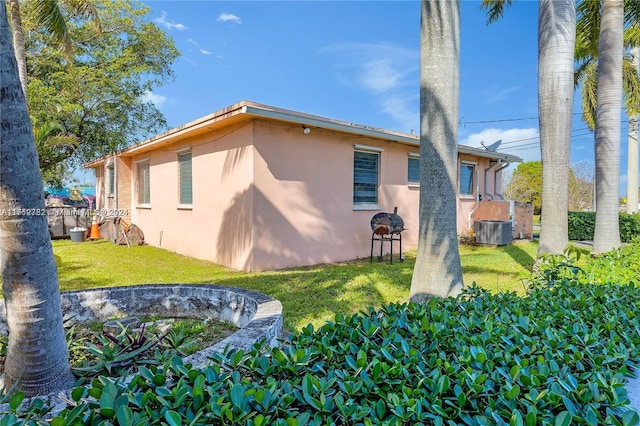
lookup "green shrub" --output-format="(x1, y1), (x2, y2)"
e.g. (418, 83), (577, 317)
(582, 239), (640, 286)
(567, 211), (596, 241)
(4, 247), (640, 425)
(5, 281), (629, 424)
(568, 211), (640, 243)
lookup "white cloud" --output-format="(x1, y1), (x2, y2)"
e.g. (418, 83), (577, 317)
(187, 39), (213, 55)
(380, 96), (419, 133)
(154, 11), (188, 31)
(361, 59), (404, 93)
(460, 127), (540, 162)
(486, 86), (521, 103)
(217, 13), (242, 24)
(141, 91), (167, 107)
(320, 42), (418, 131)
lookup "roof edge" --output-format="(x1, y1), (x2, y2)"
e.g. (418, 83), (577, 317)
(83, 101), (523, 167)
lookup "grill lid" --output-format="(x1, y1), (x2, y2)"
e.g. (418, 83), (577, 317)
(371, 207), (404, 235)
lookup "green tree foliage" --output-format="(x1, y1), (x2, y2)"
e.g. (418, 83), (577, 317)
(22, 0), (179, 174)
(505, 160), (593, 214)
(567, 160), (594, 211)
(504, 161), (543, 214)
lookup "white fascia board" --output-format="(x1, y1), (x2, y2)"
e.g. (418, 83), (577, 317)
(242, 105), (419, 146)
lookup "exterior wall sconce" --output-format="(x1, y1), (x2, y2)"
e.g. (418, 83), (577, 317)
(303, 126), (311, 135)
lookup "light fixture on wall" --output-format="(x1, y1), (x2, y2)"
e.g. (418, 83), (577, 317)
(303, 126), (311, 135)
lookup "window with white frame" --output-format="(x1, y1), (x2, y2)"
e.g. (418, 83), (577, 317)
(408, 153), (420, 184)
(178, 151), (192, 206)
(353, 148), (380, 205)
(459, 162), (475, 196)
(137, 162), (150, 205)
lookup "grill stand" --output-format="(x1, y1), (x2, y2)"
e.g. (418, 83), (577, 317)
(370, 232), (403, 264)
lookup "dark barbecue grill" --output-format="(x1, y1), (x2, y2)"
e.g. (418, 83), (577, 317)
(370, 207), (405, 264)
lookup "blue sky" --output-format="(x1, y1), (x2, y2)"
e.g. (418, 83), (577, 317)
(127, 1), (634, 195)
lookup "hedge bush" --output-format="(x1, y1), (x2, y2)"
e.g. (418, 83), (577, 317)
(4, 246), (640, 425)
(568, 212), (640, 243)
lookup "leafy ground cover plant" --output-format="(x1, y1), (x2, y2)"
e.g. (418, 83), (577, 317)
(3, 272), (635, 425)
(3, 243), (640, 424)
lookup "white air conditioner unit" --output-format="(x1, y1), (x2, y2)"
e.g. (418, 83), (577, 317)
(474, 220), (512, 246)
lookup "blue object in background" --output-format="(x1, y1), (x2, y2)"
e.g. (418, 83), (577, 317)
(45, 185), (95, 197)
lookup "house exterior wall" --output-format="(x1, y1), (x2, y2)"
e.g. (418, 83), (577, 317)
(456, 154), (511, 235)
(129, 122), (255, 271)
(251, 120), (420, 271)
(88, 116), (514, 272)
(115, 156), (132, 222)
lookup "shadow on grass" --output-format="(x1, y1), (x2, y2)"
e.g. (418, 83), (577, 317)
(213, 258), (414, 330)
(502, 242), (537, 271)
(54, 255), (114, 290)
(53, 239), (415, 331)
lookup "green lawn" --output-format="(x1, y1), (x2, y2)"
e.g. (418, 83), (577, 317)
(51, 239), (538, 332)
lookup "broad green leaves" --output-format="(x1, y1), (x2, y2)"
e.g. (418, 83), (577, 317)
(3, 248), (640, 424)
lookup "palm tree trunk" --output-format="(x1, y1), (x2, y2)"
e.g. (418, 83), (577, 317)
(593, 0), (623, 254)
(0, 1), (74, 396)
(537, 0), (575, 257)
(627, 47), (639, 215)
(7, 0), (27, 100)
(410, 0), (463, 301)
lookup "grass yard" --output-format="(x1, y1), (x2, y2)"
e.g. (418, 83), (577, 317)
(50, 239), (538, 332)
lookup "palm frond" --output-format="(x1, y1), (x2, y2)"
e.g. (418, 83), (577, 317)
(623, 56), (640, 116)
(575, 57), (594, 87)
(32, 0), (68, 46)
(64, 0), (102, 33)
(576, 0), (601, 60)
(624, 0), (640, 26)
(479, 0), (514, 24)
(624, 26), (640, 48)
(580, 61), (598, 130)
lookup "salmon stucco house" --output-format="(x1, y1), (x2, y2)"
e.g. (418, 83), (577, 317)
(85, 101), (522, 272)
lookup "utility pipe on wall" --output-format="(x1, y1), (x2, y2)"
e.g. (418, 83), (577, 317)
(484, 159), (504, 201)
(494, 159), (511, 200)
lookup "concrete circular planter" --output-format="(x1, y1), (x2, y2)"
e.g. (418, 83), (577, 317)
(0, 284), (284, 369)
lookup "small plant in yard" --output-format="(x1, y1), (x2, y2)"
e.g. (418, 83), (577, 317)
(64, 317), (236, 384)
(71, 322), (173, 382)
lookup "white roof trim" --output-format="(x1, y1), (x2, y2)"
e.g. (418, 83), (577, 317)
(84, 101), (523, 167)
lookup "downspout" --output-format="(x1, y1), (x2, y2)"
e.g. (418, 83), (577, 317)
(493, 158), (511, 200)
(484, 160), (504, 201)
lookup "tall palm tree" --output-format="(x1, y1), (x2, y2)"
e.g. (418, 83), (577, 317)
(593, 0), (624, 253)
(0, 1), (74, 395)
(537, 0), (576, 257)
(410, 0), (464, 301)
(627, 47), (639, 215)
(575, 2), (640, 225)
(481, 0), (576, 257)
(7, 0), (101, 100)
(575, 1), (640, 131)
(7, 0), (27, 99)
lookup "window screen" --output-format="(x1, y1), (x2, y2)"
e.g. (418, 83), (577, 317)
(137, 162), (150, 205)
(178, 152), (192, 205)
(353, 150), (379, 205)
